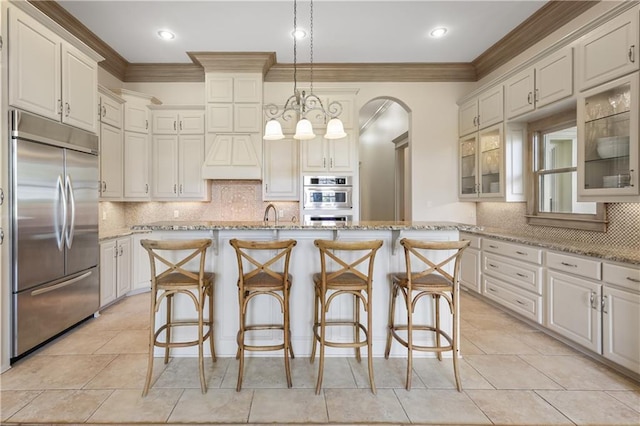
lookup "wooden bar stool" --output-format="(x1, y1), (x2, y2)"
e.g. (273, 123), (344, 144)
(385, 238), (469, 390)
(140, 239), (216, 396)
(229, 238), (297, 391)
(311, 239), (383, 394)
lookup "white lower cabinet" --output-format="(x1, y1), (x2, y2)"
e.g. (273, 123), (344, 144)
(459, 233), (481, 293)
(100, 237), (132, 308)
(602, 285), (640, 373)
(546, 270), (602, 352)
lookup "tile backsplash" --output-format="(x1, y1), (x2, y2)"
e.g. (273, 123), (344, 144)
(99, 181), (299, 233)
(476, 202), (639, 248)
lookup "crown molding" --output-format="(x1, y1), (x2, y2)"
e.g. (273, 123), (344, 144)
(29, 0), (599, 84)
(265, 63), (476, 82)
(472, 0), (600, 80)
(188, 52), (276, 75)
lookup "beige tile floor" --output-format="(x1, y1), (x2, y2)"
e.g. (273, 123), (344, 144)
(1, 291), (639, 425)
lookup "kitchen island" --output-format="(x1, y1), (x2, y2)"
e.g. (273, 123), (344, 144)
(128, 221), (480, 357)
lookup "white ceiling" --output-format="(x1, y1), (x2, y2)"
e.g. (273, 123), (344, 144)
(58, 0), (548, 64)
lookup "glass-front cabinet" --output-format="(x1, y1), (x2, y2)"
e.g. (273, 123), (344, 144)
(578, 72), (639, 202)
(459, 123), (503, 200)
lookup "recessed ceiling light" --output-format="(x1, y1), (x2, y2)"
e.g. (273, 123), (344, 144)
(157, 30), (175, 40)
(291, 29), (306, 40)
(430, 27), (448, 38)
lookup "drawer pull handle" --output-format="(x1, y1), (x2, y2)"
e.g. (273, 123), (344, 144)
(560, 262), (577, 268)
(516, 272), (527, 278)
(601, 295), (608, 314)
(516, 299), (525, 306)
(590, 292), (597, 310)
(626, 277), (640, 283)
(516, 251), (527, 256)
(488, 287), (497, 292)
(488, 263), (498, 268)
(489, 244), (498, 249)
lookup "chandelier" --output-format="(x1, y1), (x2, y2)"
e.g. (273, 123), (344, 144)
(263, 0), (346, 141)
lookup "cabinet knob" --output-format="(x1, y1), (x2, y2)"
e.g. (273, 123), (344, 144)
(0, 187), (4, 205)
(0, 228), (4, 245)
(179, 184), (183, 194)
(65, 103), (71, 117)
(527, 92), (533, 105)
(629, 45), (635, 63)
(174, 184), (177, 193)
(601, 295), (608, 314)
(145, 184), (149, 194)
(102, 106), (107, 117)
(180, 121), (183, 130)
(145, 120), (149, 130)
(174, 121), (177, 130)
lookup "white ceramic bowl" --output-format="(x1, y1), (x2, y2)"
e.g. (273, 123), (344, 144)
(596, 136), (630, 159)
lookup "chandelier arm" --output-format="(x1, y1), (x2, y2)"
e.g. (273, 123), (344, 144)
(293, 0), (297, 94)
(310, 0), (314, 95)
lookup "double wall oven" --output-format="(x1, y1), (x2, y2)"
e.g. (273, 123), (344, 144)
(302, 176), (354, 224)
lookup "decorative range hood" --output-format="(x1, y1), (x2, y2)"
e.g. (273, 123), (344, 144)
(201, 134), (262, 180)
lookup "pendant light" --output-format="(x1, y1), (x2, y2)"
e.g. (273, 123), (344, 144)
(263, 0), (346, 141)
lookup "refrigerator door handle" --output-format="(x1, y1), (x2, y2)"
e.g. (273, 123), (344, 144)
(65, 175), (76, 249)
(30, 270), (92, 296)
(56, 175), (67, 251)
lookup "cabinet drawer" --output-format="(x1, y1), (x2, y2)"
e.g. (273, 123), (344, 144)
(547, 251), (601, 280)
(482, 253), (543, 295)
(483, 276), (543, 323)
(482, 238), (542, 264)
(603, 262), (640, 292)
(460, 232), (481, 249)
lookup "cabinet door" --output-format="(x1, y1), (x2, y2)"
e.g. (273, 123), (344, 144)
(505, 68), (535, 119)
(100, 94), (122, 129)
(124, 132), (150, 199)
(234, 75), (262, 103)
(207, 104), (233, 132)
(179, 112), (205, 134)
(459, 133), (478, 199)
(460, 248), (481, 293)
(8, 7), (61, 121)
(61, 44), (98, 133)
(458, 99), (478, 137)
(301, 137), (327, 173)
(100, 123), (123, 199)
(116, 238), (132, 297)
(152, 111), (178, 134)
(263, 137), (299, 200)
(179, 135), (206, 199)
(152, 135), (179, 198)
(328, 135), (355, 173)
(602, 286), (640, 373)
(478, 124), (503, 198)
(124, 102), (149, 133)
(576, 7), (639, 91)
(234, 104), (261, 132)
(477, 86), (504, 130)
(99, 240), (117, 307)
(546, 270), (602, 352)
(206, 75), (233, 102)
(535, 47), (573, 108)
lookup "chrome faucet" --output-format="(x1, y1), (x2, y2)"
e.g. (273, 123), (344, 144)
(263, 203), (278, 224)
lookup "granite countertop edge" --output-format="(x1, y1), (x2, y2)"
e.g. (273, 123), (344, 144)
(101, 221), (639, 265)
(461, 228), (639, 266)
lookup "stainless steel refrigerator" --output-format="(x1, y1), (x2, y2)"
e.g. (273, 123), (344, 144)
(9, 109), (100, 359)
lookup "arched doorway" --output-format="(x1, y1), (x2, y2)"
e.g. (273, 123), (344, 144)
(358, 98), (410, 221)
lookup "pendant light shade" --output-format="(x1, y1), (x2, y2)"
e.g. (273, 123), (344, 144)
(294, 118), (316, 140)
(324, 118), (347, 139)
(264, 119), (285, 140)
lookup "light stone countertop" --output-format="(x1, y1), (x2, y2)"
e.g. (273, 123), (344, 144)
(100, 221), (639, 266)
(462, 227), (640, 266)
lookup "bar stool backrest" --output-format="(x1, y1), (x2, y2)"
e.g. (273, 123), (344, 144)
(399, 238), (470, 288)
(229, 239), (297, 290)
(314, 239), (383, 288)
(140, 239), (212, 284)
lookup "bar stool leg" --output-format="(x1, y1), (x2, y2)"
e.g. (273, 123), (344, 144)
(451, 294), (462, 391)
(142, 292), (157, 397)
(315, 296), (326, 394)
(284, 290), (292, 388)
(198, 287), (207, 393)
(208, 284), (217, 363)
(164, 294), (172, 364)
(236, 292), (246, 392)
(435, 294), (442, 361)
(366, 291), (376, 394)
(310, 288), (319, 364)
(384, 284), (398, 359)
(354, 295), (361, 362)
(406, 289), (413, 390)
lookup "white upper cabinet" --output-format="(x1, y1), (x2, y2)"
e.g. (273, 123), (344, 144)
(577, 72), (639, 202)
(458, 85), (503, 136)
(123, 131), (151, 200)
(99, 88), (123, 129)
(576, 7), (639, 92)
(301, 134), (356, 174)
(263, 138), (299, 201)
(98, 87), (125, 200)
(152, 110), (205, 134)
(8, 6), (98, 133)
(505, 47), (573, 119)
